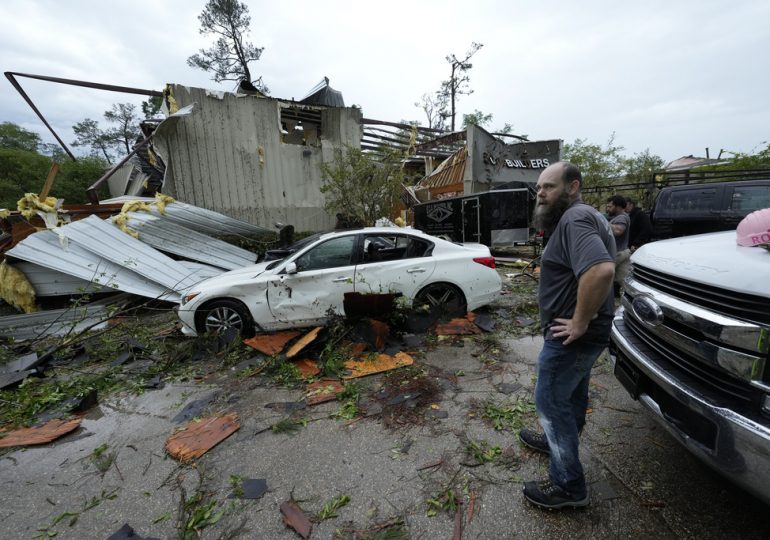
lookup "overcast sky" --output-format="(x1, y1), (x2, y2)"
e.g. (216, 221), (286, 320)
(1, 0), (768, 162)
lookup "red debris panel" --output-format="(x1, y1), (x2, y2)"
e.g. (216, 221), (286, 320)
(0, 418), (81, 448)
(368, 320), (390, 350)
(286, 327), (323, 359)
(343, 351), (414, 379)
(293, 358), (320, 378)
(346, 342), (368, 357)
(435, 314), (482, 336)
(280, 499), (312, 539)
(243, 331), (301, 356)
(305, 380), (345, 406)
(165, 413), (240, 462)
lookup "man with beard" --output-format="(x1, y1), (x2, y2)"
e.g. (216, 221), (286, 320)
(519, 162), (615, 508)
(625, 197), (653, 253)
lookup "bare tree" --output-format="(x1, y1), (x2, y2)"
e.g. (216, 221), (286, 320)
(440, 42), (483, 131)
(187, 0), (268, 93)
(415, 93), (448, 131)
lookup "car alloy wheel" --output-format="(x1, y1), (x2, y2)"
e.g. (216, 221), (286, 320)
(415, 283), (466, 318)
(197, 299), (254, 337)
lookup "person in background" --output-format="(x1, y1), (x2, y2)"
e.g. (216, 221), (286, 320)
(625, 197), (653, 253)
(606, 195), (630, 297)
(519, 162), (615, 509)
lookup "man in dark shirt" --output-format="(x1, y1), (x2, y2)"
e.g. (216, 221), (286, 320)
(625, 197), (653, 252)
(519, 162), (615, 509)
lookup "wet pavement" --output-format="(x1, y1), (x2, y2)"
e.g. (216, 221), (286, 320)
(2, 306), (770, 538)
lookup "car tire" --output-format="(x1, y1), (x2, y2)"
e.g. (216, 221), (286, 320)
(195, 299), (255, 338)
(414, 283), (467, 318)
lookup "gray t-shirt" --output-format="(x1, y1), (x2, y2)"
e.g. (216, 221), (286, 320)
(538, 201), (616, 344)
(610, 213), (630, 252)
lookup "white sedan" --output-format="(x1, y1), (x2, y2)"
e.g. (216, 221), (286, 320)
(177, 227), (502, 336)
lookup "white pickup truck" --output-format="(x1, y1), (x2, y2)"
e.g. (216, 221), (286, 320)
(609, 230), (770, 504)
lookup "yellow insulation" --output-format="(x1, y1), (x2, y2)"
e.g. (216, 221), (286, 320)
(17, 193), (58, 220)
(0, 209), (9, 219)
(0, 261), (38, 313)
(164, 84), (179, 114)
(111, 213), (140, 239)
(154, 193), (175, 215)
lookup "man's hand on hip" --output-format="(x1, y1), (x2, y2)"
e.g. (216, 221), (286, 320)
(551, 317), (589, 345)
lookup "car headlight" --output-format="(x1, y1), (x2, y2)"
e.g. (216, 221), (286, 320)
(181, 292), (200, 305)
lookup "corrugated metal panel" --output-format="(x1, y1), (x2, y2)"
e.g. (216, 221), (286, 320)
(122, 212), (257, 270)
(6, 228), (175, 301)
(154, 85), (362, 232)
(147, 201), (274, 237)
(14, 262), (111, 296)
(0, 295), (128, 341)
(419, 147), (467, 189)
(57, 215), (204, 295)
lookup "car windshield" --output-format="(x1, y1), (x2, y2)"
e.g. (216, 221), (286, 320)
(264, 232), (327, 270)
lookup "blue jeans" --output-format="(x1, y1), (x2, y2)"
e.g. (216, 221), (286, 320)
(535, 338), (606, 496)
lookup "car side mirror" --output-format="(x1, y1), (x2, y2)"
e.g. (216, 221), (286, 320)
(284, 262), (298, 275)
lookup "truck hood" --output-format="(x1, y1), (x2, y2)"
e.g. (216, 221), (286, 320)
(632, 231), (770, 298)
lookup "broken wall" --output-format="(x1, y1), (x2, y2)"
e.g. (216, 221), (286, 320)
(464, 126), (562, 193)
(155, 85), (363, 232)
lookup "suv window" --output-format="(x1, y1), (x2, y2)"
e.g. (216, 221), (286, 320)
(728, 185), (770, 212)
(295, 236), (355, 271)
(661, 188), (717, 214)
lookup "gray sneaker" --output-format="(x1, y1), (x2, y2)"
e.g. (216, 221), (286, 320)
(519, 428), (550, 454)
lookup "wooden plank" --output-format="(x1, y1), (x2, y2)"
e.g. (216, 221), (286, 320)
(38, 162), (60, 199)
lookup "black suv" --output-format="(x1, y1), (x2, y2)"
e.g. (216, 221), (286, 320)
(651, 180), (770, 239)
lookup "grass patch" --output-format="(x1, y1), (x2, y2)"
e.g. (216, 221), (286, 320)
(316, 494), (350, 521)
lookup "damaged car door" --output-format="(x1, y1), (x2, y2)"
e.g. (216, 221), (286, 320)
(354, 233), (436, 298)
(267, 234), (357, 326)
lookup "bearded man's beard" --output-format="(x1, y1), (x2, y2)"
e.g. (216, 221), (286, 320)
(532, 191), (571, 232)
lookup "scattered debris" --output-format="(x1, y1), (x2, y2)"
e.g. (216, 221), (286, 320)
(305, 380), (345, 406)
(343, 351), (414, 379)
(228, 477), (268, 499)
(106, 523), (160, 540)
(472, 312), (496, 333)
(165, 413), (240, 462)
(1, 352), (42, 372)
(293, 358), (320, 377)
(0, 417), (81, 448)
(280, 498), (313, 539)
(243, 331), (301, 356)
(285, 327), (322, 359)
(0, 369), (36, 390)
(435, 316), (482, 336)
(172, 391), (222, 423)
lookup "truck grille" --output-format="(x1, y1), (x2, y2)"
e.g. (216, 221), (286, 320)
(624, 315), (758, 405)
(632, 264), (770, 326)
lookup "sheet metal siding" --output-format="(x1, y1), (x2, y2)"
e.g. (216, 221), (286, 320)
(6, 230), (174, 300)
(0, 304), (108, 340)
(163, 85), (362, 232)
(60, 216), (202, 294)
(124, 212), (257, 270)
(14, 262), (111, 296)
